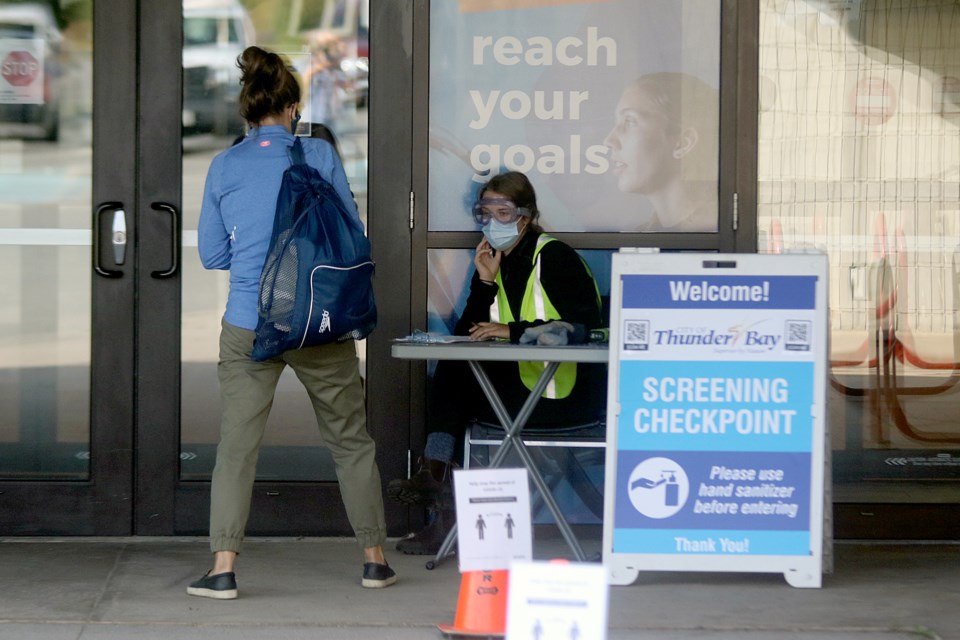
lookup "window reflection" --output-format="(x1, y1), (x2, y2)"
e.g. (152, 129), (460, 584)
(757, 1), (960, 500)
(0, 0), (93, 479)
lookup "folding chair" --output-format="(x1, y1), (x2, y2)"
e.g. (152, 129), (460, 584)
(463, 418), (606, 521)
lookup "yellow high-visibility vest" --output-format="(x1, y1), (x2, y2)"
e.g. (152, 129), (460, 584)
(490, 234), (597, 399)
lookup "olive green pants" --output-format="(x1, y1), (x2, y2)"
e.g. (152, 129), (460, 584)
(209, 319), (387, 553)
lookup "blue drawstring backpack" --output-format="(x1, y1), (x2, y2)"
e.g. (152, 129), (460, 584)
(251, 137), (376, 361)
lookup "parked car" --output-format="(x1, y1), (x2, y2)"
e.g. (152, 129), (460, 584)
(182, 0), (254, 137)
(0, 2), (62, 141)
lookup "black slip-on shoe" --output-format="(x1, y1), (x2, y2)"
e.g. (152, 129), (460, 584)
(362, 562), (397, 589)
(186, 571), (238, 600)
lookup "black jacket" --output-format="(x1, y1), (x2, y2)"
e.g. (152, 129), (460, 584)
(454, 230), (602, 343)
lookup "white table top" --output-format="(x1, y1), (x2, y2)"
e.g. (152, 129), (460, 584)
(391, 340), (609, 363)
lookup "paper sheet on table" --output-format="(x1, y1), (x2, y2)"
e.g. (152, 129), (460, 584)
(394, 330), (473, 344)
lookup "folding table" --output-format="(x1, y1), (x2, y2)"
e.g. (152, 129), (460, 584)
(391, 340), (609, 568)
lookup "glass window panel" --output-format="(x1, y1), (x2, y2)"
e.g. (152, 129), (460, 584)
(757, 0), (960, 503)
(0, 1), (92, 479)
(428, 0), (721, 233)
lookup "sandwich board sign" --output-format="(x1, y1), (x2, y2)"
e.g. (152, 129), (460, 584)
(603, 251), (828, 588)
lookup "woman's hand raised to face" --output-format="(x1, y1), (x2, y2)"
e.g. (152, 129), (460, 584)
(474, 237), (501, 283)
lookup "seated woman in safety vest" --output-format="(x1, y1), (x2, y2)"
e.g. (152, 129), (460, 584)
(388, 171), (607, 555)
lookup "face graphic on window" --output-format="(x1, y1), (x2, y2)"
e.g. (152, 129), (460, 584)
(603, 85), (679, 195)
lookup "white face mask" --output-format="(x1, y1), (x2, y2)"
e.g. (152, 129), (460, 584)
(483, 218), (523, 251)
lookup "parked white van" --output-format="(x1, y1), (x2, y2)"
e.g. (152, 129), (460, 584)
(182, 0), (254, 136)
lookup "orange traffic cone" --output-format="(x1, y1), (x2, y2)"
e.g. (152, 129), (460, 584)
(437, 570), (509, 637)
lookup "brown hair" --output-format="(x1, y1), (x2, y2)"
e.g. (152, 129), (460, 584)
(237, 46), (301, 125)
(479, 171), (542, 232)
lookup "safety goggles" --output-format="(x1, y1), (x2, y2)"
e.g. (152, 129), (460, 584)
(471, 198), (531, 225)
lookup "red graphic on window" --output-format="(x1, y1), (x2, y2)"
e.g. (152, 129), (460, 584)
(849, 77), (897, 126)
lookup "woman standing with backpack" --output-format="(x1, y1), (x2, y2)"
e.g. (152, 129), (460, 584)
(189, 45), (395, 599)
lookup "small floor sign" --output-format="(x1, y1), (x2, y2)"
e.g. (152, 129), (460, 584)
(454, 468), (533, 572)
(506, 560), (608, 640)
(603, 251), (828, 588)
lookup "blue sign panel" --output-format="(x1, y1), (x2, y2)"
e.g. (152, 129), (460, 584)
(612, 271), (819, 558)
(622, 275), (817, 310)
(617, 361), (814, 453)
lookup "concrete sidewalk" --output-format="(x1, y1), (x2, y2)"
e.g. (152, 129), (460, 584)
(0, 533), (955, 639)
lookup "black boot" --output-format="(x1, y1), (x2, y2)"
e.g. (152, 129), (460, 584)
(387, 457), (455, 506)
(395, 508), (456, 555)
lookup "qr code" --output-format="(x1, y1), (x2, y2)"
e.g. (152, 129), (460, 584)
(624, 320), (649, 351)
(784, 320), (812, 351)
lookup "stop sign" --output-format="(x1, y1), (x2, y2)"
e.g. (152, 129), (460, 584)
(2, 50), (40, 87)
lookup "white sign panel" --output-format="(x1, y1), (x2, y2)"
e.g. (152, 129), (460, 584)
(428, 1), (721, 233)
(506, 561), (608, 640)
(603, 252), (828, 588)
(454, 468), (533, 572)
(0, 39), (45, 105)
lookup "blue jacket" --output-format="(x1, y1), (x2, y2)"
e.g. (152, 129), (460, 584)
(198, 125), (360, 330)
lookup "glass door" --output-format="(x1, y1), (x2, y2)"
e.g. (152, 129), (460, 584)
(1, 0), (387, 537)
(162, 0), (378, 536)
(0, 0), (136, 534)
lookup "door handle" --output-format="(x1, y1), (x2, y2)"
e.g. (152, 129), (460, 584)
(111, 209), (127, 265)
(93, 201), (124, 278)
(150, 202), (180, 279)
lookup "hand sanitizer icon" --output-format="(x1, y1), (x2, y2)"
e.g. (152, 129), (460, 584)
(664, 471), (679, 507)
(627, 458), (688, 518)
